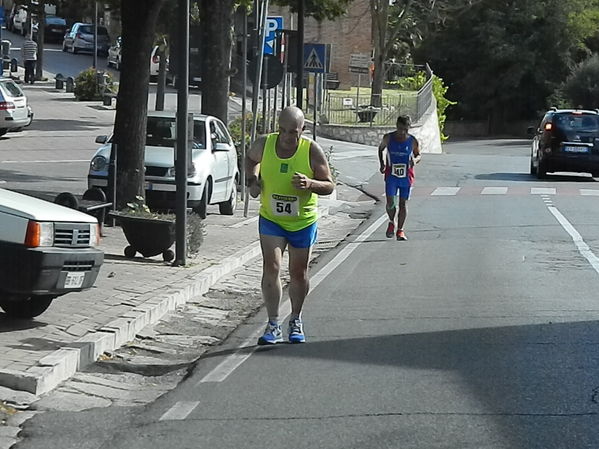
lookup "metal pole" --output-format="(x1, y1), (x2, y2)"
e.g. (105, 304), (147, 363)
(356, 73), (361, 123)
(174, 0), (189, 266)
(241, 7), (248, 215)
(313, 73), (317, 140)
(251, 0), (268, 142)
(93, 1), (98, 69)
(296, 0), (304, 108)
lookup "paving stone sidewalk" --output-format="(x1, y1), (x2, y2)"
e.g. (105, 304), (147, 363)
(0, 186), (374, 397)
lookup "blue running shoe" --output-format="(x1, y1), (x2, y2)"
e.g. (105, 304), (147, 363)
(288, 318), (306, 344)
(257, 321), (283, 345)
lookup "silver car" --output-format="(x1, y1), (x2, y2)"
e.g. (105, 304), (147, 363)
(88, 112), (239, 218)
(62, 23), (110, 55)
(0, 78), (32, 137)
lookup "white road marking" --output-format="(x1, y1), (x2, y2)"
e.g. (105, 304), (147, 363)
(547, 206), (599, 275)
(431, 187), (461, 196)
(580, 189), (599, 196)
(229, 215), (258, 228)
(1, 160), (89, 164)
(531, 187), (556, 195)
(481, 187), (508, 195)
(198, 213), (388, 384)
(159, 401), (200, 421)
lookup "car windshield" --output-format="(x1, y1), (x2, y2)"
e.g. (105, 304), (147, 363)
(46, 16), (66, 25)
(80, 25), (109, 35)
(0, 81), (24, 98)
(146, 117), (206, 149)
(554, 113), (599, 131)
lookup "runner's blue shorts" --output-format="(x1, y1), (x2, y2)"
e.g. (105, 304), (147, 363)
(259, 216), (318, 248)
(385, 176), (412, 200)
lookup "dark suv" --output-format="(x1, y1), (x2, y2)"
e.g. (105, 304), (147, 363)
(529, 108), (599, 179)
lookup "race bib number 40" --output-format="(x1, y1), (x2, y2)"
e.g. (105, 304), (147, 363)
(271, 194), (299, 216)
(392, 163), (407, 178)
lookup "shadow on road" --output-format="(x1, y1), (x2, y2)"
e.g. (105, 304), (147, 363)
(28, 118), (107, 132)
(475, 172), (597, 183)
(0, 315), (48, 333)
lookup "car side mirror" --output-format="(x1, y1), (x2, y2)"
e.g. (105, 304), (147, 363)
(526, 126), (535, 137)
(213, 142), (230, 152)
(95, 135), (108, 144)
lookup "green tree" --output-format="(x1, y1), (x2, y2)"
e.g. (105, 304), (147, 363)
(562, 54), (599, 108)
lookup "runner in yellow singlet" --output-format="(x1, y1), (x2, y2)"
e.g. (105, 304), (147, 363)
(245, 106), (335, 344)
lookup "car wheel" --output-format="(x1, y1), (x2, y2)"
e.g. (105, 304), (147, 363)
(193, 183), (210, 219)
(0, 129), (8, 137)
(530, 157), (537, 175)
(219, 180), (238, 215)
(0, 294), (55, 319)
(537, 158), (548, 179)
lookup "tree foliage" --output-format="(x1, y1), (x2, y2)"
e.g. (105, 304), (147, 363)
(415, 0), (599, 128)
(562, 54), (599, 109)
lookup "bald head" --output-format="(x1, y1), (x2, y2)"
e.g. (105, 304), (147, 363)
(279, 106), (305, 129)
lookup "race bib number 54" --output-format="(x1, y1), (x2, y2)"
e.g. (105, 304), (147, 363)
(271, 194), (299, 216)
(392, 163), (407, 178)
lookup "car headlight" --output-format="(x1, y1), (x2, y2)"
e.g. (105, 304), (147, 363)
(167, 163), (196, 177)
(91, 155), (108, 171)
(24, 221), (54, 248)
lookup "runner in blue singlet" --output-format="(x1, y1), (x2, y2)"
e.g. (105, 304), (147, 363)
(378, 115), (421, 240)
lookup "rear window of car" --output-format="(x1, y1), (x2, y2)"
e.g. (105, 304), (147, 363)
(46, 16), (67, 26)
(0, 81), (24, 98)
(553, 113), (599, 131)
(146, 117), (206, 149)
(79, 25), (109, 35)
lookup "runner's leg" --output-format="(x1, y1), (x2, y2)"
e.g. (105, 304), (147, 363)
(287, 244), (312, 317)
(260, 233), (287, 322)
(397, 197), (408, 230)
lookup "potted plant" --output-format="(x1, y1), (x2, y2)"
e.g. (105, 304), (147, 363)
(109, 197), (205, 262)
(356, 104), (379, 123)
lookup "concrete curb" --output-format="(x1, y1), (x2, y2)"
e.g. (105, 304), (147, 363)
(0, 240), (261, 396)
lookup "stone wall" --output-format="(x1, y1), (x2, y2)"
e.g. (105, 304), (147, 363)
(444, 120), (534, 138)
(316, 96), (443, 153)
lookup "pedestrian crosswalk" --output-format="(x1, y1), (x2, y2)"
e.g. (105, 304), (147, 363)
(403, 186), (599, 197)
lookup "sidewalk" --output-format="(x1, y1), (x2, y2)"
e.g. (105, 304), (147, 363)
(0, 77), (376, 398)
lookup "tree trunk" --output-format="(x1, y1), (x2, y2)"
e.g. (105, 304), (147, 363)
(114, 0), (163, 209)
(370, 0), (388, 108)
(35, 4), (45, 81)
(198, 0), (234, 122)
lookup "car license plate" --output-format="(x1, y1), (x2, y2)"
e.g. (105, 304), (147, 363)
(563, 146), (589, 153)
(64, 272), (85, 289)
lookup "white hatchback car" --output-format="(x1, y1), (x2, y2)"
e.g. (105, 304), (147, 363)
(0, 78), (32, 137)
(88, 112), (239, 218)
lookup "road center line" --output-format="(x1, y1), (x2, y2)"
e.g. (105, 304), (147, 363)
(547, 206), (599, 274)
(159, 401), (200, 421)
(198, 213), (388, 384)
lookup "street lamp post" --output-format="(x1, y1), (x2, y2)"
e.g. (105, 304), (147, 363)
(296, 0), (304, 108)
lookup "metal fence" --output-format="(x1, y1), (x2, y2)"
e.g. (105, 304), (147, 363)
(322, 63), (435, 127)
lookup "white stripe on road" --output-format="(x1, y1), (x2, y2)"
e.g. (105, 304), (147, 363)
(198, 213), (388, 384)
(431, 187), (461, 196)
(481, 187), (508, 195)
(548, 206), (599, 275)
(1, 160), (89, 164)
(159, 401), (200, 421)
(531, 187), (556, 195)
(580, 189), (599, 196)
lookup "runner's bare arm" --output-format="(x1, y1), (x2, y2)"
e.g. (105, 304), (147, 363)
(246, 135), (267, 197)
(378, 134), (389, 173)
(412, 137), (421, 164)
(292, 141), (335, 195)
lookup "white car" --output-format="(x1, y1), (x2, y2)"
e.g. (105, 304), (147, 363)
(108, 37), (168, 81)
(88, 112), (239, 218)
(0, 188), (104, 318)
(0, 78), (33, 137)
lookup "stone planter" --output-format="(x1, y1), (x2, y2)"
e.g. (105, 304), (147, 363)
(109, 212), (176, 262)
(356, 108), (378, 123)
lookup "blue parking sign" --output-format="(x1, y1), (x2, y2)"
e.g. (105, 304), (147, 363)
(264, 16), (283, 55)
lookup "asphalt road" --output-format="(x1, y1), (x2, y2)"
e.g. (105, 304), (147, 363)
(14, 137), (599, 448)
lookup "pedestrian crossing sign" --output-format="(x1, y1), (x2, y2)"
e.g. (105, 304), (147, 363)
(304, 44), (326, 73)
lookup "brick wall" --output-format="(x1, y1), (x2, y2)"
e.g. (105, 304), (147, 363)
(269, 0), (372, 89)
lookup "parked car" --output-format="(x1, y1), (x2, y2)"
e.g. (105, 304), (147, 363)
(32, 15), (68, 43)
(0, 77), (31, 137)
(108, 37), (169, 81)
(528, 108), (599, 179)
(88, 112), (239, 218)
(0, 188), (104, 318)
(62, 23), (110, 55)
